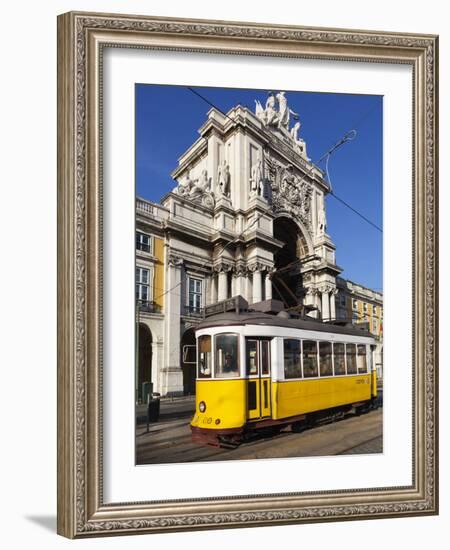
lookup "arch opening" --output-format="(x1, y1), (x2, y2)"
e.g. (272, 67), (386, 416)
(272, 216), (310, 308)
(181, 328), (197, 396)
(137, 323), (153, 404)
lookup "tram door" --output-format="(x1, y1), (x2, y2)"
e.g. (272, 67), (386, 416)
(246, 339), (272, 421)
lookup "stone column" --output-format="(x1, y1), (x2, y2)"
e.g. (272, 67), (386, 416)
(304, 287), (314, 307)
(217, 265), (230, 301)
(163, 254), (184, 395)
(151, 339), (163, 394)
(252, 267), (262, 304)
(210, 274), (218, 305)
(245, 270), (252, 303)
(312, 190), (318, 239)
(235, 268), (245, 298)
(330, 288), (337, 321)
(321, 287), (330, 321)
(264, 271), (272, 300)
(218, 271), (227, 301)
(303, 286), (318, 318)
(314, 290), (321, 314)
(231, 272), (237, 298)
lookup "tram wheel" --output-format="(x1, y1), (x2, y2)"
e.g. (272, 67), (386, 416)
(291, 418), (311, 433)
(218, 435), (241, 449)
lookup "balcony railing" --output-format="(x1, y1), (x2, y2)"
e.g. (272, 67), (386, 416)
(136, 198), (169, 220)
(183, 305), (204, 317)
(136, 300), (162, 314)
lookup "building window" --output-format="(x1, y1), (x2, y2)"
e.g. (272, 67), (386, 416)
(373, 318), (378, 334)
(136, 231), (152, 254)
(363, 302), (368, 318)
(188, 277), (203, 313)
(339, 294), (346, 307)
(136, 267), (151, 303)
(352, 298), (358, 310)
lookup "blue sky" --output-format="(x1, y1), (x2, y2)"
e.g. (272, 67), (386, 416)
(136, 85), (383, 291)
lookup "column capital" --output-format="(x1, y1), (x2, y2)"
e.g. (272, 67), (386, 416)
(252, 267), (263, 303)
(213, 262), (233, 273)
(248, 261), (272, 273)
(234, 264), (247, 276)
(318, 283), (335, 294)
(306, 286), (320, 296)
(168, 254), (183, 267)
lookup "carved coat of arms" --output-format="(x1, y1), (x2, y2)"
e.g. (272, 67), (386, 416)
(265, 154), (313, 230)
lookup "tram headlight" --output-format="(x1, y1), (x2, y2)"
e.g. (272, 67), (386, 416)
(199, 401), (206, 413)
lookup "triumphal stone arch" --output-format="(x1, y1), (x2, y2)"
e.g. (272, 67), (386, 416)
(160, 91), (342, 395)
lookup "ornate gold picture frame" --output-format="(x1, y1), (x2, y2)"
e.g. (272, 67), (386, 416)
(57, 11), (438, 538)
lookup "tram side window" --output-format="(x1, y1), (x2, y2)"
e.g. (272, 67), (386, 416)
(319, 342), (333, 376)
(357, 344), (368, 373)
(346, 343), (357, 374)
(333, 343), (346, 375)
(284, 339), (302, 379)
(215, 334), (240, 378)
(303, 340), (318, 378)
(198, 335), (212, 378)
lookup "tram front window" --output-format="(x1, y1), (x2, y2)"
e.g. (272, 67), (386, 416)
(215, 334), (240, 378)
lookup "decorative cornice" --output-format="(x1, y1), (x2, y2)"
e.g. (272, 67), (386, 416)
(78, 15), (434, 50)
(82, 497), (435, 533)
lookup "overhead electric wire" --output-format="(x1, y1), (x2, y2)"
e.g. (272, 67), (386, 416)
(328, 191), (383, 233)
(187, 87), (238, 126)
(148, 89), (381, 306)
(188, 87), (383, 234)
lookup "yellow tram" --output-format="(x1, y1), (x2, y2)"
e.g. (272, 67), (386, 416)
(190, 299), (377, 447)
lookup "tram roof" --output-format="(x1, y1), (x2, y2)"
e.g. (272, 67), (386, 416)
(195, 311), (374, 339)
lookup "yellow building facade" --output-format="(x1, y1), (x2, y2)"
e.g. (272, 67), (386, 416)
(135, 199), (169, 402)
(336, 277), (383, 378)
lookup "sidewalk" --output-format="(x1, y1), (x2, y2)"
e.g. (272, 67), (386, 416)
(136, 394), (195, 424)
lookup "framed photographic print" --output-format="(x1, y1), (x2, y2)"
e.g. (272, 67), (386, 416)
(57, 11), (438, 538)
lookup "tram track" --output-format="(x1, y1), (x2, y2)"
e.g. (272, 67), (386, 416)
(136, 408), (382, 464)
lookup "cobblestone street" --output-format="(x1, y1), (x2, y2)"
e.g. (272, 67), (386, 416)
(136, 397), (382, 464)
